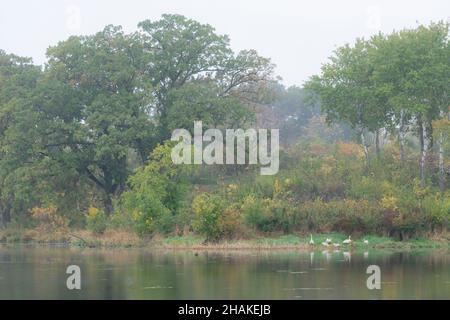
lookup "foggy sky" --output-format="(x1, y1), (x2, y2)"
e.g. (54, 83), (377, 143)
(0, 0), (448, 86)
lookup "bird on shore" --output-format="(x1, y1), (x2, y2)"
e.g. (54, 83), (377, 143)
(363, 239), (369, 246)
(309, 234), (315, 245)
(343, 236), (352, 245)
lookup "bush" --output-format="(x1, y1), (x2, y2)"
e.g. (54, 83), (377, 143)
(241, 195), (264, 230)
(120, 143), (187, 236)
(219, 206), (242, 238)
(242, 195), (295, 234)
(30, 205), (68, 232)
(192, 193), (240, 241)
(128, 192), (173, 236)
(422, 194), (450, 231)
(86, 207), (107, 234)
(292, 198), (381, 235)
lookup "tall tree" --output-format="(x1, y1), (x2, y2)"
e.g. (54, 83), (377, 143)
(138, 14), (275, 139)
(2, 26), (155, 214)
(305, 38), (389, 164)
(0, 51), (42, 227)
(371, 22), (449, 185)
(1, 15), (275, 218)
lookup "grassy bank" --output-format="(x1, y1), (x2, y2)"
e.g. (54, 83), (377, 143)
(1, 228), (449, 251)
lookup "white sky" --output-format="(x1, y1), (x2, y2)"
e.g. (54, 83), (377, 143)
(0, 0), (448, 86)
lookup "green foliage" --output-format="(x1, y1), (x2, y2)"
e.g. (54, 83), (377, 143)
(241, 195), (295, 234)
(296, 198), (381, 234)
(305, 21), (449, 176)
(0, 14), (274, 225)
(0, 18), (449, 245)
(195, 137), (449, 240)
(138, 14), (274, 140)
(120, 143), (187, 236)
(191, 190), (241, 241)
(86, 207), (108, 235)
(192, 193), (226, 241)
(422, 194), (450, 230)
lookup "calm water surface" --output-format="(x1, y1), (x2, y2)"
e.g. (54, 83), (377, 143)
(0, 245), (449, 299)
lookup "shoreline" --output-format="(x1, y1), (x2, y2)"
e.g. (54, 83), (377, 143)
(1, 229), (449, 251)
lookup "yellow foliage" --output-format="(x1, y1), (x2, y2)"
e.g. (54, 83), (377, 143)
(242, 195), (257, 207)
(380, 181), (396, 196)
(88, 207), (99, 219)
(320, 163), (333, 175)
(219, 207), (241, 237)
(273, 179), (282, 197)
(380, 196), (398, 212)
(413, 180), (430, 200)
(30, 205), (67, 231)
(226, 184), (238, 196)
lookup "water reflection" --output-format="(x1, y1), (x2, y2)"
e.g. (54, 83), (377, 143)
(0, 245), (449, 299)
(343, 251), (351, 263)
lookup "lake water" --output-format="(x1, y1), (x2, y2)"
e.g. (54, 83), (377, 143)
(0, 245), (449, 299)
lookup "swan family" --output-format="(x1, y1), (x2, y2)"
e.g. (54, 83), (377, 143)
(308, 235), (368, 247)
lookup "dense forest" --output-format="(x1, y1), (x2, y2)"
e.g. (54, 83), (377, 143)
(0, 15), (449, 244)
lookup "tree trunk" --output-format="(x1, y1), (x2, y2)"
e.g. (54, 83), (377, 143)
(101, 165), (119, 215)
(419, 120), (429, 187)
(0, 203), (11, 229)
(361, 130), (369, 165)
(103, 195), (114, 215)
(375, 129), (380, 157)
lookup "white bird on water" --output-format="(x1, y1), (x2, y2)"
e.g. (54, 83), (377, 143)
(363, 239), (369, 245)
(343, 235), (352, 245)
(309, 234), (315, 245)
(325, 238), (332, 245)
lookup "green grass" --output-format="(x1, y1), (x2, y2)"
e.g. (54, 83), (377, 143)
(154, 233), (449, 250)
(255, 234), (303, 246)
(162, 235), (205, 246)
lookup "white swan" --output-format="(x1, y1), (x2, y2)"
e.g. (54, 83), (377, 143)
(309, 234), (315, 245)
(343, 235), (352, 245)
